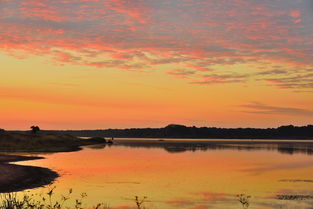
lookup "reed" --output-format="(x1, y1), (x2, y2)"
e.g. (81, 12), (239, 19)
(1, 189), (293, 209)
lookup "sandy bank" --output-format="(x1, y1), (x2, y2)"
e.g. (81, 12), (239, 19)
(0, 154), (58, 193)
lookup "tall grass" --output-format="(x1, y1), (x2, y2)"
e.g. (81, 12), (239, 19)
(133, 196), (147, 209)
(0, 186), (109, 209)
(237, 194), (251, 209)
(1, 189), (295, 209)
(0, 190), (249, 209)
(0, 186), (149, 209)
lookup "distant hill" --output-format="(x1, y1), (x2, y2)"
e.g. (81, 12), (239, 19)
(10, 124), (313, 139)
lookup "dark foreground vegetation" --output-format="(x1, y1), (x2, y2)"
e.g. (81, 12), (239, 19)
(0, 186), (146, 209)
(0, 188), (306, 209)
(0, 187), (252, 209)
(0, 131), (106, 152)
(0, 130), (106, 193)
(26, 124), (313, 139)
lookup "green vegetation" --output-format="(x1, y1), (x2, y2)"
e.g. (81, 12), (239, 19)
(0, 132), (106, 152)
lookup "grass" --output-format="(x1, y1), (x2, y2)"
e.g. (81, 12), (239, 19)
(237, 194), (251, 209)
(0, 185), (149, 209)
(0, 132), (106, 152)
(0, 186), (110, 209)
(0, 189), (305, 209)
(0, 188), (150, 209)
(133, 196), (147, 209)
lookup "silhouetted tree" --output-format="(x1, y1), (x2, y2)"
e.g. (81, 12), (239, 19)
(37, 124), (313, 139)
(0, 128), (5, 133)
(30, 126), (40, 134)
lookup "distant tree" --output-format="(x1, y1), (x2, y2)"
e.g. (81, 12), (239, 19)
(0, 128), (5, 133)
(30, 126), (40, 134)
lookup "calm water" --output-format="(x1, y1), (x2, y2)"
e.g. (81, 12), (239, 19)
(15, 139), (313, 209)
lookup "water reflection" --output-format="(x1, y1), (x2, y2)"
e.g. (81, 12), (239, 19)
(111, 139), (313, 155)
(14, 139), (313, 209)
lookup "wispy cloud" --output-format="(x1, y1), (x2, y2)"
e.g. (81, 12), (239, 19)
(264, 70), (313, 89)
(240, 102), (313, 116)
(256, 69), (288, 76)
(167, 69), (196, 79)
(190, 73), (248, 85)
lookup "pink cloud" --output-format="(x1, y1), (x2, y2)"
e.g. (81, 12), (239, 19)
(0, 0), (312, 89)
(290, 10), (301, 18)
(19, 0), (65, 22)
(107, 0), (151, 24)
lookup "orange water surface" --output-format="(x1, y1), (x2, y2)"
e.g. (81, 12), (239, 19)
(15, 139), (313, 209)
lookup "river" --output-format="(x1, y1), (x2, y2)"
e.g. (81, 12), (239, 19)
(15, 138), (313, 209)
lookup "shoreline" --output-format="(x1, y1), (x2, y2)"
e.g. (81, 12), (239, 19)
(1, 135), (313, 193)
(0, 154), (59, 193)
(0, 132), (106, 193)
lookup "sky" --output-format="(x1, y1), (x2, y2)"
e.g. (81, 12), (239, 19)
(0, 0), (313, 130)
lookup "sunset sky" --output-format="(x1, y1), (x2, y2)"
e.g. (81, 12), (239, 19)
(0, 0), (312, 130)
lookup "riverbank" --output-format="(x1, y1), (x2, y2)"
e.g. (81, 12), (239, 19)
(0, 154), (58, 193)
(0, 132), (106, 193)
(0, 132), (106, 152)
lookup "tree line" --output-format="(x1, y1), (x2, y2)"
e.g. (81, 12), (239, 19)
(23, 124), (313, 139)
